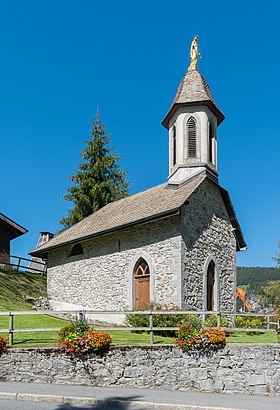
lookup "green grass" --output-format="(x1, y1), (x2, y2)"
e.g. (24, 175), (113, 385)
(0, 268), (278, 347)
(0, 269), (47, 311)
(107, 331), (174, 345)
(0, 316), (278, 347)
(226, 331), (278, 343)
(0, 314), (70, 347)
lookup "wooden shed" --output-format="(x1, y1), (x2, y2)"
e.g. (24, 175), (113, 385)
(0, 213), (27, 264)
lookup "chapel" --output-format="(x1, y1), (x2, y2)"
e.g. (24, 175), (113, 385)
(31, 37), (246, 321)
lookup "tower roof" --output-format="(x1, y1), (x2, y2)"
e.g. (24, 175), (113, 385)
(162, 69), (225, 128)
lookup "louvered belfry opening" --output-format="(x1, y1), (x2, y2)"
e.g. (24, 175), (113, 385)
(172, 126), (177, 166)
(187, 116), (197, 158)
(208, 123), (214, 163)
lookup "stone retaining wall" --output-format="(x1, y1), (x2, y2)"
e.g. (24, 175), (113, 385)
(0, 345), (279, 395)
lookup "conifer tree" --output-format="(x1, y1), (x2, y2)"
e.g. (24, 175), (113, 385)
(60, 113), (130, 228)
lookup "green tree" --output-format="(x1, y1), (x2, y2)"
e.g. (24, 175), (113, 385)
(262, 280), (280, 306)
(60, 113), (130, 228)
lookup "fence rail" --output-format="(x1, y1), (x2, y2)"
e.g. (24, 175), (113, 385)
(0, 310), (279, 347)
(0, 255), (47, 275)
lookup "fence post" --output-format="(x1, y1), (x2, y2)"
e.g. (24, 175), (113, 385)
(266, 315), (270, 331)
(149, 312), (154, 345)
(217, 311), (221, 328)
(9, 313), (14, 347)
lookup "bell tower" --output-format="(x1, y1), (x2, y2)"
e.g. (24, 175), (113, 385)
(162, 36), (225, 184)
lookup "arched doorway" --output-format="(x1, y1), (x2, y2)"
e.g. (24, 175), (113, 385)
(133, 258), (150, 309)
(207, 260), (215, 311)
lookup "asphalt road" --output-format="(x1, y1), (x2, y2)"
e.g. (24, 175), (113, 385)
(0, 382), (280, 410)
(0, 399), (156, 410)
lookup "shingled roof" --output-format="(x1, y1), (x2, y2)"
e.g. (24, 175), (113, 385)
(31, 175), (205, 257)
(31, 174), (246, 257)
(162, 69), (225, 128)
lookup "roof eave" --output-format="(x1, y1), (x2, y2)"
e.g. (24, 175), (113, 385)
(30, 208), (181, 259)
(0, 212), (28, 239)
(162, 101), (225, 129)
(217, 185), (247, 252)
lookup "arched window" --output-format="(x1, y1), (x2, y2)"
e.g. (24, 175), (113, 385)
(187, 116), (197, 158)
(69, 243), (83, 257)
(172, 126), (177, 166)
(208, 123), (214, 163)
(133, 258), (150, 309)
(207, 260), (215, 311)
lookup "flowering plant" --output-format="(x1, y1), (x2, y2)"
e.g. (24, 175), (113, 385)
(85, 331), (112, 351)
(272, 305), (280, 320)
(0, 336), (7, 353)
(58, 321), (112, 355)
(174, 317), (226, 351)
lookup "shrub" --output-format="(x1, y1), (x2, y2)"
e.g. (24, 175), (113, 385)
(204, 314), (228, 328)
(58, 320), (111, 355)
(0, 336), (7, 353)
(174, 318), (226, 352)
(234, 316), (263, 329)
(126, 303), (186, 336)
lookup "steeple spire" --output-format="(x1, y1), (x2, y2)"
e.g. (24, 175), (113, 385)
(162, 38), (225, 184)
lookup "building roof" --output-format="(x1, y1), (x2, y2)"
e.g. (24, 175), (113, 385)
(31, 174), (246, 257)
(162, 69), (225, 128)
(0, 212), (28, 240)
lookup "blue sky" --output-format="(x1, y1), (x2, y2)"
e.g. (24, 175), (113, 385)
(1, 0), (279, 267)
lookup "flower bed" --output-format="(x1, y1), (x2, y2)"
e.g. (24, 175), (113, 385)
(58, 320), (112, 355)
(174, 316), (226, 351)
(0, 335), (7, 353)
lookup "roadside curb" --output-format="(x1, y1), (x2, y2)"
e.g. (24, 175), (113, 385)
(0, 391), (244, 410)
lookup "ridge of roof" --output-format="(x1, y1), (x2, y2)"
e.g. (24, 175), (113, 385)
(31, 175), (206, 256)
(162, 69), (225, 128)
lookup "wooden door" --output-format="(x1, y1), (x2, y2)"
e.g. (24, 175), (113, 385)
(133, 258), (150, 309)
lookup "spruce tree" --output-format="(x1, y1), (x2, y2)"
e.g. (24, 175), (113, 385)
(60, 113), (130, 228)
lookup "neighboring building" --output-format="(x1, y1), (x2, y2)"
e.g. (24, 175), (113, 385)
(28, 232), (53, 274)
(0, 212), (27, 264)
(31, 48), (246, 321)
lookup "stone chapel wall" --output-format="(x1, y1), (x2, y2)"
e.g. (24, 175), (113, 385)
(181, 179), (237, 312)
(47, 215), (182, 314)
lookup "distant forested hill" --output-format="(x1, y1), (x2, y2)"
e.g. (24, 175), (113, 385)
(237, 266), (280, 285)
(237, 267), (280, 307)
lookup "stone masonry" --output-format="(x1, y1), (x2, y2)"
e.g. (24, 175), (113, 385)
(0, 345), (279, 395)
(181, 179), (236, 312)
(48, 216), (182, 311)
(47, 179), (237, 316)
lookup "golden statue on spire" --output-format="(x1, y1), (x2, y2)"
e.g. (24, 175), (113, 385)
(188, 35), (201, 71)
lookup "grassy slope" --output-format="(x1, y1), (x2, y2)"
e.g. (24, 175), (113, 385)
(0, 269), (47, 311)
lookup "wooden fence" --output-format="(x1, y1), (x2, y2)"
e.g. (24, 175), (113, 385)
(0, 310), (279, 347)
(0, 255), (47, 275)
